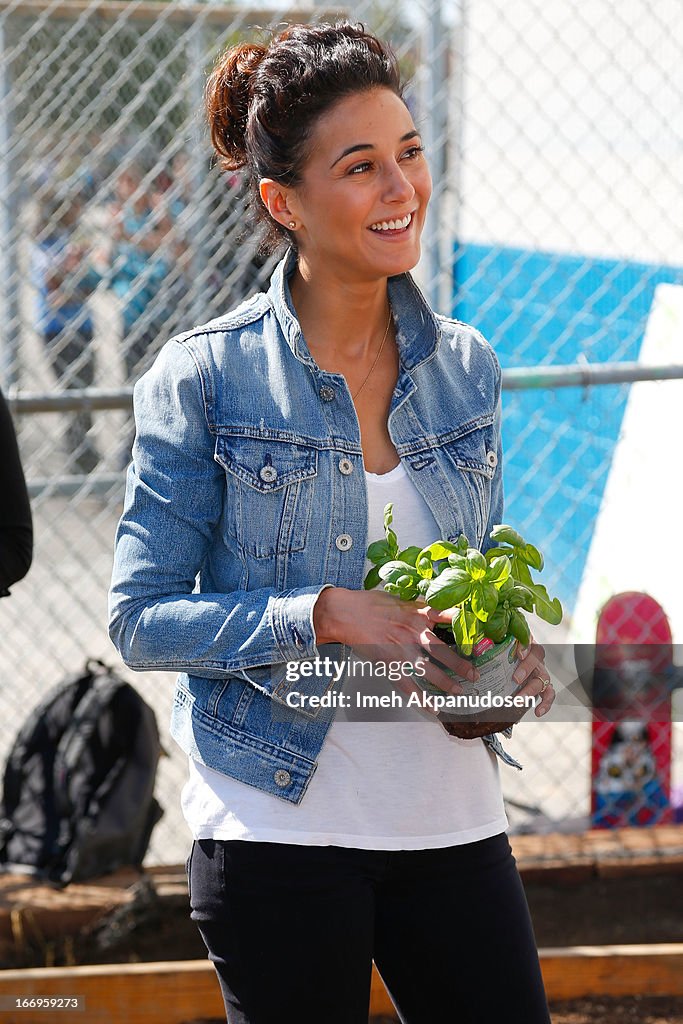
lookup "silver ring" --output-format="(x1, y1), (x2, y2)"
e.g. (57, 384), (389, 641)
(539, 677), (550, 694)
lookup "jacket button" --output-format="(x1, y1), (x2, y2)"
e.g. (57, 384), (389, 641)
(319, 385), (335, 402)
(335, 533), (353, 551)
(274, 769), (291, 788)
(259, 465), (278, 483)
(338, 458), (353, 475)
(486, 450), (498, 468)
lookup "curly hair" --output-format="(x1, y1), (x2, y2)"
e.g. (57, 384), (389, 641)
(205, 22), (404, 253)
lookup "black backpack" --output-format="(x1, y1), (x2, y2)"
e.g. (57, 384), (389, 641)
(0, 660), (163, 886)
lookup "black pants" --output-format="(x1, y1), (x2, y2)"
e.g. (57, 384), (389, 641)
(186, 833), (550, 1024)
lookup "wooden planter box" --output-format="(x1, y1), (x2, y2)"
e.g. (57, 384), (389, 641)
(0, 945), (682, 1023)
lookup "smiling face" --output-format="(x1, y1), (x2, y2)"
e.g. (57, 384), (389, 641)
(281, 87), (432, 282)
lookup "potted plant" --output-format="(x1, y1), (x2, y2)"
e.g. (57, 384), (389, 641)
(363, 504), (563, 738)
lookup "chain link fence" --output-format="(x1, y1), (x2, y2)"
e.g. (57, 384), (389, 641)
(1, 0), (682, 864)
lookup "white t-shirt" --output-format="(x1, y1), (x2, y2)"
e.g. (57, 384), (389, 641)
(181, 461), (508, 849)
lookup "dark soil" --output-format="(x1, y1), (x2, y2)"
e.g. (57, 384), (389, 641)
(547, 997), (683, 1023)
(526, 871), (683, 947)
(178, 998), (683, 1024)
(65, 869), (683, 965)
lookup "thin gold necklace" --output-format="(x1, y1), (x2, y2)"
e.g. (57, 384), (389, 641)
(351, 308), (393, 400)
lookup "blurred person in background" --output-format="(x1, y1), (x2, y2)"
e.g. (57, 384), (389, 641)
(149, 154), (194, 340)
(0, 389), (32, 596)
(31, 188), (102, 473)
(108, 165), (175, 385)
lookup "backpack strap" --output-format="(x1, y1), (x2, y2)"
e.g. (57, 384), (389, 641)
(52, 665), (131, 832)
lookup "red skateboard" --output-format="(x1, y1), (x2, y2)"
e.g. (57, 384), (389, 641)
(590, 592), (673, 828)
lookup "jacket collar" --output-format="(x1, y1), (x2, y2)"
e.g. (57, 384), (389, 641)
(266, 247), (442, 372)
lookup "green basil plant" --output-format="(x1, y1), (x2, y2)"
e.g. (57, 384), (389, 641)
(364, 503), (563, 657)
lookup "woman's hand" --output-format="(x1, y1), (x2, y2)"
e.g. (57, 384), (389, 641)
(512, 640), (555, 717)
(312, 587), (477, 701)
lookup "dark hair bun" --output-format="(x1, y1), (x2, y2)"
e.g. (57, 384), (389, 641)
(205, 23), (403, 255)
(205, 42), (267, 170)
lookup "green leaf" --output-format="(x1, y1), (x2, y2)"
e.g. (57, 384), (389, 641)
(447, 553), (468, 569)
(509, 609), (531, 646)
(424, 571), (472, 610)
(397, 574), (416, 588)
(508, 585), (534, 612)
(485, 545), (514, 561)
(488, 529), (545, 572)
(398, 586), (418, 602)
(415, 541), (461, 578)
(416, 555), (434, 578)
(376, 565), (419, 589)
(523, 543), (544, 571)
(417, 578), (431, 594)
(526, 582), (563, 625)
(484, 607), (510, 643)
(378, 559), (419, 575)
(442, 567), (471, 585)
(511, 556), (533, 588)
(451, 611), (467, 651)
(418, 540), (460, 561)
(486, 555), (511, 586)
(490, 524), (526, 549)
(466, 549), (487, 579)
(367, 539), (393, 565)
(363, 566), (382, 590)
(381, 503), (398, 556)
(471, 581), (499, 622)
(452, 607), (478, 656)
(456, 534), (470, 553)
(397, 545), (423, 567)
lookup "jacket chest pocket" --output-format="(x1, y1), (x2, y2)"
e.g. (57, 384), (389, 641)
(436, 424), (498, 547)
(215, 435), (318, 558)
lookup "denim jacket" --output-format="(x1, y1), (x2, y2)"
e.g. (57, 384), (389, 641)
(109, 248), (520, 806)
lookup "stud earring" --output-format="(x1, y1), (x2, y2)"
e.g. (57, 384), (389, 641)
(288, 221), (296, 229)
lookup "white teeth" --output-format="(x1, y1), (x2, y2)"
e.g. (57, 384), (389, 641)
(370, 212), (412, 232)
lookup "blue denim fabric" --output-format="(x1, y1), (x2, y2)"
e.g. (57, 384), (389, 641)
(109, 247), (520, 804)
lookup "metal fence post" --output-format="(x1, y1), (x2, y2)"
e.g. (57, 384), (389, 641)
(0, 19), (20, 390)
(422, 0), (451, 314)
(188, 15), (210, 327)
(449, 0), (465, 315)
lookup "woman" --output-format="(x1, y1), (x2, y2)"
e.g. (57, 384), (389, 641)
(109, 22), (555, 1024)
(108, 164), (174, 383)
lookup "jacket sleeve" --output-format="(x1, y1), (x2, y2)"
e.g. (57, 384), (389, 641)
(108, 339), (331, 685)
(0, 389), (33, 596)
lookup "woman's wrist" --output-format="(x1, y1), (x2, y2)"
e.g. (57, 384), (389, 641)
(312, 586), (348, 645)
